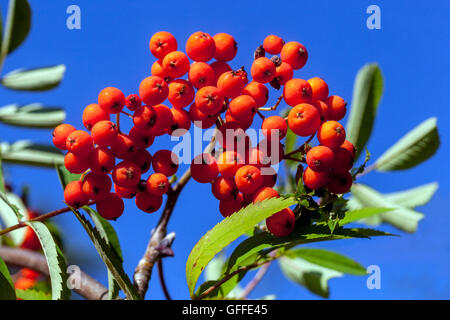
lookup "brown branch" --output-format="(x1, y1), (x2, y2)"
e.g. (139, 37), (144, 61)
(0, 246), (108, 300)
(133, 128), (219, 298)
(157, 259), (172, 300)
(239, 259), (273, 299)
(0, 202), (95, 237)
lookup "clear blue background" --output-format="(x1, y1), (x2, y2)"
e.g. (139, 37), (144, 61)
(1, 0), (449, 299)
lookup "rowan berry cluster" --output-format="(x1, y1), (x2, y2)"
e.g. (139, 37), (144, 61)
(52, 31), (355, 238)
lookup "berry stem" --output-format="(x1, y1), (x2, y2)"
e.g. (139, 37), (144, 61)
(120, 110), (133, 118)
(258, 95), (283, 111)
(115, 113), (122, 133)
(256, 109), (265, 120)
(0, 201), (95, 237)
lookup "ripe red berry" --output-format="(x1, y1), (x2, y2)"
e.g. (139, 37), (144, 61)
(112, 160), (142, 188)
(131, 149), (152, 174)
(189, 102), (218, 129)
(225, 108), (253, 130)
(213, 33), (237, 62)
(139, 76), (169, 106)
(261, 166), (277, 188)
(242, 81), (269, 108)
(149, 31), (178, 60)
(66, 130), (94, 156)
(64, 152), (90, 174)
(89, 147), (116, 174)
(308, 77), (329, 102)
(273, 62), (294, 86)
(283, 79), (312, 106)
(262, 116), (288, 140)
(129, 126), (155, 149)
(217, 70), (247, 99)
(311, 100), (332, 121)
(252, 186), (279, 203)
(111, 134), (137, 160)
(280, 41), (308, 70)
(98, 87), (126, 114)
(147, 173), (170, 196)
(151, 60), (172, 83)
(340, 140), (356, 159)
(152, 149), (179, 176)
(186, 31), (216, 62)
(148, 104), (175, 136)
(317, 121), (346, 150)
(135, 192), (163, 213)
(91, 120), (119, 147)
(125, 94), (142, 111)
(235, 165), (264, 194)
(251, 57), (276, 84)
(326, 96), (347, 121)
(257, 138), (285, 165)
(219, 193), (244, 218)
(52, 124), (76, 150)
(306, 145), (335, 172)
(82, 103), (110, 130)
(211, 175), (238, 200)
(64, 180), (90, 208)
(332, 147), (354, 173)
(195, 86), (224, 115)
(162, 51), (190, 78)
(169, 107), (191, 136)
(327, 171), (353, 194)
(82, 172), (112, 201)
(288, 103), (321, 137)
(218, 121), (246, 150)
(191, 153), (219, 183)
(96, 192), (125, 220)
(210, 60), (232, 84)
(228, 95), (257, 122)
(302, 167), (329, 190)
(168, 79), (195, 108)
(217, 150), (244, 178)
(263, 35), (284, 54)
(133, 105), (157, 131)
(188, 62), (215, 89)
(266, 208), (295, 237)
(114, 184), (137, 199)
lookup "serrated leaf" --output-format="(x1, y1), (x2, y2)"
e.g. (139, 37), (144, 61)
(375, 118), (439, 171)
(84, 206), (122, 300)
(15, 289), (51, 300)
(0, 140), (64, 167)
(1, 0), (31, 55)
(1, 65), (66, 91)
(339, 207), (393, 226)
(284, 248), (367, 275)
(351, 183), (424, 233)
(384, 182), (438, 208)
(26, 221), (71, 300)
(279, 255), (342, 298)
(186, 196), (297, 297)
(346, 63), (383, 160)
(0, 104), (65, 128)
(0, 191), (26, 245)
(0, 256), (16, 300)
(69, 208), (141, 300)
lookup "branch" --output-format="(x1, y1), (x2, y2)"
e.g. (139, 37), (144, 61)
(239, 260), (273, 299)
(133, 128), (219, 298)
(0, 246), (108, 300)
(258, 95), (283, 111)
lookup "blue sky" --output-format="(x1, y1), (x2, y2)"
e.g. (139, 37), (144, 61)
(1, 0), (449, 299)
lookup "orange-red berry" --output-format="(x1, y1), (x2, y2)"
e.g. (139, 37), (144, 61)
(114, 184), (137, 199)
(64, 152), (90, 174)
(66, 130), (94, 156)
(308, 77), (329, 102)
(280, 41), (308, 70)
(235, 165), (264, 194)
(96, 192), (125, 220)
(169, 107), (191, 136)
(89, 147), (116, 174)
(274, 62), (294, 86)
(340, 140), (356, 159)
(217, 150), (244, 178)
(151, 60), (172, 83)
(189, 103), (218, 129)
(125, 94), (142, 111)
(306, 145), (335, 172)
(287, 103), (321, 137)
(135, 192), (163, 213)
(188, 62), (215, 89)
(191, 153), (219, 183)
(149, 31), (177, 60)
(242, 81), (269, 108)
(326, 95), (347, 121)
(129, 126), (155, 149)
(186, 31), (216, 62)
(168, 79), (195, 108)
(64, 180), (90, 208)
(162, 51), (190, 78)
(112, 160), (141, 188)
(228, 95), (257, 122)
(302, 167), (329, 190)
(98, 87), (126, 114)
(82, 172), (112, 201)
(148, 104), (175, 136)
(252, 186), (279, 203)
(211, 175), (238, 201)
(210, 60), (232, 84)
(111, 133), (137, 160)
(82, 103), (110, 130)
(219, 193), (244, 218)
(213, 33), (237, 62)
(283, 78), (312, 106)
(262, 116), (288, 140)
(332, 147), (354, 173)
(133, 105), (157, 131)
(52, 124), (76, 150)
(327, 171), (353, 194)
(266, 208), (295, 237)
(195, 86), (224, 115)
(263, 35), (284, 54)
(311, 100), (331, 121)
(91, 120), (118, 147)
(251, 57), (276, 84)
(147, 173), (170, 196)
(317, 121), (346, 150)
(139, 76), (169, 106)
(217, 70), (247, 99)
(131, 149), (152, 174)
(152, 149), (179, 176)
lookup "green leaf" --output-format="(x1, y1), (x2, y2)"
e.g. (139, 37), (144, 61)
(186, 196), (297, 297)
(383, 182), (438, 208)
(346, 63), (383, 160)
(1, 65), (66, 91)
(284, 248), (367, 275)
(279, 255), (342, 298)
(0, 104), (65, 128)
(338, 207), (393, 226)
(69, 208), (141, 300)
(0, 191), (26, 245)
(15, 289), (51, 300)
(0, 256), (16, 300)
(1, 0), (31, 55)
(84, 206), (122, 300)
(26, 221), (71, 300)
(375, 118), (439, 171)
(351, 183), (423, 233)
(55, 164), (80, 189)
(0, 140), (64, 167)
